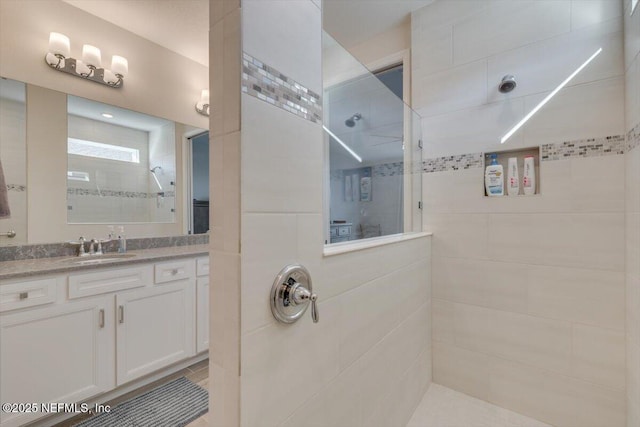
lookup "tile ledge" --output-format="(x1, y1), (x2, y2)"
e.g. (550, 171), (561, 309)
(323, 232), (432, 257)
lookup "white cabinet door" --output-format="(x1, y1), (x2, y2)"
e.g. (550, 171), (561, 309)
(0, 296), (115, 427)
(116, 280), (195, 385)
(196, 276), (209, 353)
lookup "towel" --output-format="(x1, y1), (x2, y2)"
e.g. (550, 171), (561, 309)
(0, 159), (10, 218)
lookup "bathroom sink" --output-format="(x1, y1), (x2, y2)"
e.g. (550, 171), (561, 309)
(57, 254), (137, 265)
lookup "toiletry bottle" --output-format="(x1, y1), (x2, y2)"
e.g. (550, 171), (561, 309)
(485, 154), (504, 196)
(118, 226), (127, 253)
(507, 157), (519, 196)
(523, 156), (536, 195)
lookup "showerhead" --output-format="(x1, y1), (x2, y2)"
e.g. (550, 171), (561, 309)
(150, 166), (162, 173)
(345, 113), (362, 128)
(499, 75), (517, 93)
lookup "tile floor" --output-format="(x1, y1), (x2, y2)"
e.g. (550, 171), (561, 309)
(59, 362), (551, 427)
(406, 383), (552, 427)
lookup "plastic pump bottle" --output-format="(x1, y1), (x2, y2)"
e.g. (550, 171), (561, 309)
(118, 226), (127, 253)
(485, 154), (504, 197)
(507, 157), (519, 196)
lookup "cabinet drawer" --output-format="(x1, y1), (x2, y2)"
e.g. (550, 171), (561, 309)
(0, 277), (58, 313)
(69, 265), (152, 299)
(196, 256), (209, 277)
(154, 259), (195, 284)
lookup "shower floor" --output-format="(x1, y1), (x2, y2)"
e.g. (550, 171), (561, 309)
(407, 383), (552, 427)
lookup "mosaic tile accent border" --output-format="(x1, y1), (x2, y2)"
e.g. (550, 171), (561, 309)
(628, 122), (640, 152)
(67, 188), (175, 198)
(331, 161), (414, 181)
(0, 234), (209, 262)
(242, 52), (322, 123)
(423, 153), (483, 173)
(6, 184), (26, 192)
(541, 135), (625, 161)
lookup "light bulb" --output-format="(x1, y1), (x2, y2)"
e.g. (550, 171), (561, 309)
(49, 32), (70, 57)
(82, 45), (102, 68)
(111, 55), (128, 77)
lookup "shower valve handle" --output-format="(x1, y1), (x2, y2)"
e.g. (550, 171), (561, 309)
(271, 264), (318, 324)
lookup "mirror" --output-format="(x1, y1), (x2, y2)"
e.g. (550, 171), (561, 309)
(67, 96), (177, 224)
(0, 80), (209, 247)
(0, 78), (27, 245)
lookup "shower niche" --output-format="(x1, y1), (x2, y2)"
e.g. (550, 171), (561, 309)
(483, 146), (541, 197)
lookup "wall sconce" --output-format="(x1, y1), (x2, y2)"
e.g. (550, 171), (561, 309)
(195, 89), (210, 116)
(45, 32), (128, 88)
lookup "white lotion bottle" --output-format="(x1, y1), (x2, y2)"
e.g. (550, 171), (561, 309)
(523, 156), (536, 195)
(507, 157), (519, 196)
(485, 154), (504, 196)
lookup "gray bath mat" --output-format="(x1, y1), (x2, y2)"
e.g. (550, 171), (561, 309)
(74, 377), (208, 427)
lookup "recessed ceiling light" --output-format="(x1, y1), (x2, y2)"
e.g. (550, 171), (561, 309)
(101, 112), (114, 118)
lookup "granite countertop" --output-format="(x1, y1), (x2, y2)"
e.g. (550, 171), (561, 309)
(0, 244), (210, 281)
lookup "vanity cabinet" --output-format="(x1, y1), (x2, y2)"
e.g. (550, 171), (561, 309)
(0, 292), (115, 427)
(116, 279), (195, 385)
(0, 255), (208, 427)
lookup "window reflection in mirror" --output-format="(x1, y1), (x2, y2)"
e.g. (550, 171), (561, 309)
(0, 78), (27, 244)
(67, 96), (177, 224)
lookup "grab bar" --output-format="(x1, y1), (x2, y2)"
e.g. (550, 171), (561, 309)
(1, 230), (16, 238)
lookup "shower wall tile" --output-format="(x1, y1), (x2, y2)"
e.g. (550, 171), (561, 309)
(423, 213), (490, 259)
(420, 98), (526, 158)
(241, 95), (323, 214)
(414, 59), (488, 118)
(487, 354), (626, 427)
(521, 77), (625, 147)
(571, 323), (626, 390)
(242, 0), (321, 94)
(433, 341), (492, 400)
(338, 259), (429, 370)
(527, 265), (625, 331)
(488, 213), (625, 271)
(624, 0), (640, 72)
(486, 17), (623, 104)
(571, 0), (623, 30)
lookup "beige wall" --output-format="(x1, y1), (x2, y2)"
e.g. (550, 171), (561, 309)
(0, 0), (208, 243)
(624, 0), (640, 426)
(413, 1), (627, 426)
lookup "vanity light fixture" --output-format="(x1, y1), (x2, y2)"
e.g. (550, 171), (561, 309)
(45, 32), (128, 88)
(195, 89), (210, 116)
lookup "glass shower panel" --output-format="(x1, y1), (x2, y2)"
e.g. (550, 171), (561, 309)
(323, 31), (422, 244)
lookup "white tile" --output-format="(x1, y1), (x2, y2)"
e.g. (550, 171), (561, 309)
(626, 56), (640, 131)
(488, 356), (626, 427)
(424, 213), (490, 259)
(421, 98), (525, 158)
(528, 264), (625, 330)
(241, 299), (341, 427)
(571, 323), (626, 389)
(571, 0), (623, 30)
(358, 304), (429, 424)
(570, 154), (625, 212)
(521, 77), (625, 146)
(487, 17), (623, 104)
(407, 383), (551, 427)
(627, 142), (640, 214)
(412, 25), (454, 76)
(453, 303), (573, 375)
(422, 169), (488, 214)
(433, 341), (492, 400)
(624, 0), (640, 71)
(240, 213), (298, 333)
(433, 298), (456, 344)
(241, 95), (323, 214)
(242, 0), (321, 94)
(488, 213), (625, 271)
(415, 60), (488, 118)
